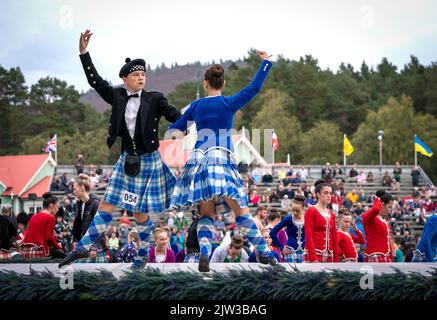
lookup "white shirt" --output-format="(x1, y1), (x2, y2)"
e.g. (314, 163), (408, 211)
(281, 198), (292, 209)
(125, 89), (142, 140)
(210, 235), (249, 263)
(81, 203), (86, 220)
(299, 169), (308, 180)
(155, 253), (166, 263)
(90, 174), (100, 185)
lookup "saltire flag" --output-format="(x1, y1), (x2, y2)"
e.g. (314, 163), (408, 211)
(415, 135), (433, 157)
(43, 134), (57, 153)
(272, 131), (279, 151)
(343, 134), (354, 156)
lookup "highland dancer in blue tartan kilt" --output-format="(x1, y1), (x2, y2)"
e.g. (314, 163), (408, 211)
(270, 195), (306, 263)
(59, 30), (181, 269)
(168, 50), (279, 272)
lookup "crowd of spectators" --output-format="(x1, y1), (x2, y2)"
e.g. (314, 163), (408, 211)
(1, 160), (435, 264)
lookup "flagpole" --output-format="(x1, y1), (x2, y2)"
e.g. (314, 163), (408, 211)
(271, 130), (276, 176)
(414, 134), (417, 166)
(343, 134), (346, 171)
(272, 147), (275, 176)
(344, 152), (346, 171)
(54, 133), (58, 165)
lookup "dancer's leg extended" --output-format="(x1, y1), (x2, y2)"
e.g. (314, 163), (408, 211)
(197, 200), (215, 272)
(131, 212), (154, 269)
(224, 197), (278, 266)
(59, 200), (114, 268)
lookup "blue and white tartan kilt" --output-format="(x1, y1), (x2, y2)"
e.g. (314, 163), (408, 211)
(171, 148), (248, 215)
(411, 250), (432, 262)
(104, 151), (176, 214)
(284, 247), (305, 263)
(74, 250), (109, 263)
(184, 253), (200, 263)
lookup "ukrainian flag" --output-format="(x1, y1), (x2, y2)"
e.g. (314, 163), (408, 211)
(415, 135), (433, 157)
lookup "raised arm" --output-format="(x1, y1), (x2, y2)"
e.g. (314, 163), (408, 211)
(79, 30), (114, 104)
(362, 196), (382, 224)
(350, 221), (365, 244)
(226, 50), (273, 113)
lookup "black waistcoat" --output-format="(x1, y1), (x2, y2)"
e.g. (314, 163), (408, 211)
(120, 110), (148, 155)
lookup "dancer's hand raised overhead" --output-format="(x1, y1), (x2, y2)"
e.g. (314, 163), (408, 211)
(256, 50), (272, 61)
(79, 29), (93, 54)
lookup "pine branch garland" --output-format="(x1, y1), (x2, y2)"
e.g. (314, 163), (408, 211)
(0, 267), (435, 300)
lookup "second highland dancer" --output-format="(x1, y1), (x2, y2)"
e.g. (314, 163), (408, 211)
(168, 50), (279, 272)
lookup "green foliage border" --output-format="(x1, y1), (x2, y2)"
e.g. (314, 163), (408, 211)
(0, 267), (435, 300)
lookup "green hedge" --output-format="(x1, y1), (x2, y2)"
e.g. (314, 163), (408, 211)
(0, 267), (436, 300)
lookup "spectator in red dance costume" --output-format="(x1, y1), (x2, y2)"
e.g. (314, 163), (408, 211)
(362, 190), (394, 263)
(337, 208), (365, 262)
(23, 192), (66, 258)
(304, 179), (339, 263)
(249, 190), (261, 207)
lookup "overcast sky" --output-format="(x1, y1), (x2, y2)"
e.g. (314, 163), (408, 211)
(1, 0), (436, 92)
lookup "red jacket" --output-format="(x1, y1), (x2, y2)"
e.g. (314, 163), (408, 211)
(23, 212), (62, 255)
(304, 207), (339, 262)
(330, 193), (342, 207)
(362, 198), (392, 257)
(337, 229), (365, 261)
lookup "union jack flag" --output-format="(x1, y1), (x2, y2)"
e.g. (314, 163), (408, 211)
(43, 134), (57, 153)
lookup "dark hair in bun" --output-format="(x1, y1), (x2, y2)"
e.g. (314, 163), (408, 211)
(314, 178), (331, 193)
(204, 64), (225, 90)
(42, 192), (59, 209)
(267, 210), (281, 222)
(314, 179), (331, 199)
(293, 194), (306, 206)
(338, 208), (351, 216)
(375, 189), (393, 205)
(230, 234), (244, 250)
(42, 192), (51, 200)
(16, 212), (29, 226)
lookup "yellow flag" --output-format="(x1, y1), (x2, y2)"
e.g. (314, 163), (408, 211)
(343, 134), (354, 156)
